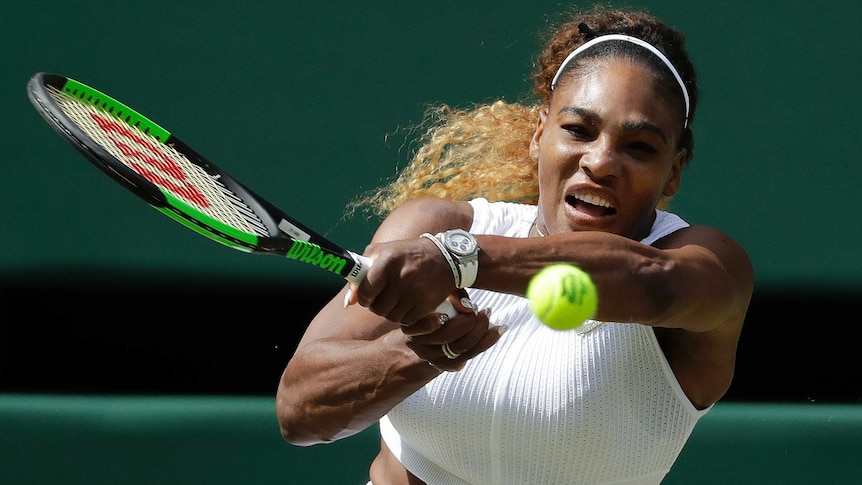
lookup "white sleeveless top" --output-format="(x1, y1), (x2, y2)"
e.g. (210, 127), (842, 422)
(379, 198), (709, 485)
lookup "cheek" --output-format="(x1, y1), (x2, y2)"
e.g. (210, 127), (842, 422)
(535, 162), (564, 210)
(532, 131), (561, 188)
(536, 162), (554, 196)
(535, 147), (569, 189)
(626, 166), (669, 203)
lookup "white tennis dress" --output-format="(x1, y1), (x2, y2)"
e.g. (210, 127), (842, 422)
(378, 198), (710, 485)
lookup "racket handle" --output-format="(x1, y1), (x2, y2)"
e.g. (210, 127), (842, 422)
(435, 299), (458, 318)
(347, 252), (458, 318)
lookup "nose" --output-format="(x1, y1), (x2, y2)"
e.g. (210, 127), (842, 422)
(579, 139), (619, 179)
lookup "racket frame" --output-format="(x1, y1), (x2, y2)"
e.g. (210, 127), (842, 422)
(27, 72), (456, 316)
(27, 72), (368, 283)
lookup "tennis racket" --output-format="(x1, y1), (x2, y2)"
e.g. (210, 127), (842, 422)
(27, 72), (455, 317)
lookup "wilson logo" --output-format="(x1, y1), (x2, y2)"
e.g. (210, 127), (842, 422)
(90, 111), (210, 208)
(286, 240), (347, 275)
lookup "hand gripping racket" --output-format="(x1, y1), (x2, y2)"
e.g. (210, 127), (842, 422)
(27, 72), (455, 317)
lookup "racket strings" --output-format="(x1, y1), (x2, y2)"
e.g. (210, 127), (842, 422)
(48, 86), (270, 238)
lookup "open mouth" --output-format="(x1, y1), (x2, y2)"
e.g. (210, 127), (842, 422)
(567, 193), (616, 217)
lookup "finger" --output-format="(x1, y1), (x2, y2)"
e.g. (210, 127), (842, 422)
(448, 290), (477, 314)
(455, 324), (506, 361)
(342, 284), (358, 308)
(406, 311), (470, 345)
(448, 311), (506, 361)
(437, 308), (493, 356)
(402, 311), (450, 337)
(357, 283), (411, 324)
(407, 340), (464, 372)
(400, 290), (475, 335)
(408, 307), (498, 348)
(369, 297), (407, 325)
(413, 321), (504, 372)
(401, 295), (458, 325)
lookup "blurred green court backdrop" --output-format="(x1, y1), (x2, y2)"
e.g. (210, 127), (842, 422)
(2, 3), (861, 485)
(2, 1), (860, 291)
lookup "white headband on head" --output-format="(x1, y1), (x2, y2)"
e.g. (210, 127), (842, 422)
(551, 34), (690, 128)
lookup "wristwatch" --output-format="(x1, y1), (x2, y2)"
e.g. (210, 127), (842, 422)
(436, 229), (479, 288)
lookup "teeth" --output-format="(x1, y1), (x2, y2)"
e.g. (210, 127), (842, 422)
(577, 194), (613, 208)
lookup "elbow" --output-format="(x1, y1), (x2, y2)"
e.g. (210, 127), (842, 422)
(277, 401), (363, 447)
(276, 400), (307, 446)
(279, 421), (325, 447)
(277, 410), (307, 446)
(277, 409), (336, 447)
(276, 390), (334, 447)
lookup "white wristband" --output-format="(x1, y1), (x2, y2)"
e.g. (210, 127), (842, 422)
(457, 255), (478, 288)
(420, 232), (461, 288)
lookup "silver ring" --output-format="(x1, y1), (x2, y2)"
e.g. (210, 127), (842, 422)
(441, 342), (460, 359)
(437, 313), (449, 327)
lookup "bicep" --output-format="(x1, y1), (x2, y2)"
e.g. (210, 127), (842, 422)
(371, 197), (473, 243)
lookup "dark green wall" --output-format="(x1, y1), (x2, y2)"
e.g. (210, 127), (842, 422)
(2, 395), (861, 485)
(3, 1), (861, 289)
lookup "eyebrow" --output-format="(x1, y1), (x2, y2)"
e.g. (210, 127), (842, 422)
(558, 106), (669, 145)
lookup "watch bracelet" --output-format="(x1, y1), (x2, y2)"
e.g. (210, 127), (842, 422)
(420, 232), (462, 288)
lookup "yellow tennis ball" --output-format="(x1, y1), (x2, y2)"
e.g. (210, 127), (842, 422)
(527, 263), (598, 330)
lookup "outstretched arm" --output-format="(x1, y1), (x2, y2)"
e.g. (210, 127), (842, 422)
(349, 197), (753, 407)
(472, 225), (753, 332)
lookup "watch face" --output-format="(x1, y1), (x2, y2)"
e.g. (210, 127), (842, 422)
(445, 230), (478, 256)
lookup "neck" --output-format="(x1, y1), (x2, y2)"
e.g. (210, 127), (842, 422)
(532, 206), (550, 237)
(533, 218), (548, 238)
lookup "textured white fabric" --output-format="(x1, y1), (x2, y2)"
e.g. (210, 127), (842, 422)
(380, 199), (709, 485)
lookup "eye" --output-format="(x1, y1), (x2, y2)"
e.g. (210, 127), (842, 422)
(562, 123), (593, 139)
(628, 141), (659, 157)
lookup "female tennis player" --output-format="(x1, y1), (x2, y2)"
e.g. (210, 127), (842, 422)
(277, 5), (754, 484)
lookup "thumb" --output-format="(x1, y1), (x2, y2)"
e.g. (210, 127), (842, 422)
(448, 290), (477, 314)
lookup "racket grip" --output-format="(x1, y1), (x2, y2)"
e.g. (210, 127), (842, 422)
(347, 252), (457, 318)
(435, 299), (458, 317)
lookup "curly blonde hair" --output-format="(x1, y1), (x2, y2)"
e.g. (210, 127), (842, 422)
(348, 5), (696, 219)
(347, 101), (541, 218)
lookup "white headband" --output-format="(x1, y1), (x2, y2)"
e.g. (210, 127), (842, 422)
(551, 34), (690, 128)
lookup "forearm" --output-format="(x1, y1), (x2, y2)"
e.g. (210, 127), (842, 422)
(474, 232), (675, 325)
(276, 329), (437, 446)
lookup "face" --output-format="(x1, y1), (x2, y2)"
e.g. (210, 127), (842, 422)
(530, 57), (686, 241)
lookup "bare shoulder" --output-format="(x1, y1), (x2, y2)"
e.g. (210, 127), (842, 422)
(656, 224), (748, 255)
(657, 224), (754, 289)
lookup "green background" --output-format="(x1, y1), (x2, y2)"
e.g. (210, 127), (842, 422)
(2, 395), (860, 485)
(2, 1), (860, 291)
(2, 3), (861, 483)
